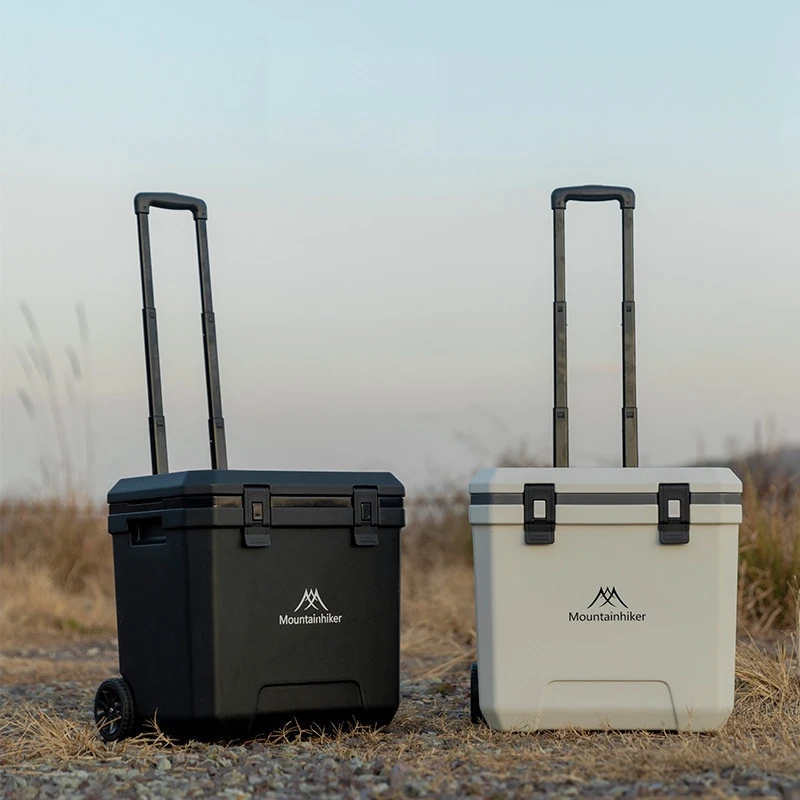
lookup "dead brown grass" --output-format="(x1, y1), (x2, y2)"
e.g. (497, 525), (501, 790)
(1, 475), (797, 644)
(738, 478), (800, 634)
(0, 497), (115, 642)
(1, 640), (797, 783)
(0, 704), (177, 766)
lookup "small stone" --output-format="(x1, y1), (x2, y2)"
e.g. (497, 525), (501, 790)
(339, 761), (354, 784)
(156, 757), (171, 771)
(389, 763), (408, 790)
(371, 756), (386, 775)
(87, 647), (100, 656)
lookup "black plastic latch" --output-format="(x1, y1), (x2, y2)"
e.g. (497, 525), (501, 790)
(353, 487), (379, 546)
(243, 486), (271, 547)
(524, 484), (556, 545)
(658, 483), (690, 545)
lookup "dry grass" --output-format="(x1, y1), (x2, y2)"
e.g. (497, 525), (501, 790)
(1, 489), (798, 784)
(738, 478), (800, 634)
(1, 473), (798, 644)
(0, 497), (115, 642)
(1, 640), (798, 782)
(0, 704), (176, 766)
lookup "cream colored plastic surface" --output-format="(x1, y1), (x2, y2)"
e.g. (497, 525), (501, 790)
(470, 467), (742, 732)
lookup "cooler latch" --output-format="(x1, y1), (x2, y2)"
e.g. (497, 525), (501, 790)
(353, 487), (379, 546)
(658, 483), (690, 545)
(243, 486), (271, 547)
(524, 484), (556, 545)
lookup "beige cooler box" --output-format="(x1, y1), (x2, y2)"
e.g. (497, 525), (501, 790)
(468, 185), (742, 732)
(469, 466), (742, 731)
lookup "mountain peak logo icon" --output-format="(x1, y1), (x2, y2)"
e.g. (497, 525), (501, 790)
(293, 588), (329, 613)
(587, 586), (628, 609)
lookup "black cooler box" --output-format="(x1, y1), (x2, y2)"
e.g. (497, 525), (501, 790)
(93, 193), (405, 742)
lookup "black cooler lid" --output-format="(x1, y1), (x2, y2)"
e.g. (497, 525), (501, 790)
(107, 470), (405, 544)
(108, 470), (404, 503)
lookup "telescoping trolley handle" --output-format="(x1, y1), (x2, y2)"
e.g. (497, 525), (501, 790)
(550, 185), (638, 469)
(134, 192), (228, 475)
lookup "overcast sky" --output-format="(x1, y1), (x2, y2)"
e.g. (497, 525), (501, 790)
(1, 0), (798, 499)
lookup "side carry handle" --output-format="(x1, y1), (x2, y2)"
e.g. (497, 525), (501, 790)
(550, 184), (638, 469)
(134, 192), (228, 475)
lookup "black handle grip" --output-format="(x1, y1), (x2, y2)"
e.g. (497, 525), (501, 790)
(134, 192), (208, 220)
(551, 185), (635, 210)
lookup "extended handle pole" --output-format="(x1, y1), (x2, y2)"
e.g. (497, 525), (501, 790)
(136, 212), (169, 475)
(621, 207), (638, 468)
(550, 185), (639, 468)
(553, 206), (569, 468)
(194, 217), (228, 471)
(134, 192), (228, 474)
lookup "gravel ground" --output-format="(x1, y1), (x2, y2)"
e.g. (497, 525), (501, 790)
(1, 641), (799, 799)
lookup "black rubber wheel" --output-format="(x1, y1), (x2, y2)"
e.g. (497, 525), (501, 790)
(94, 677), (136, 742)
(470, 662), (485, 725)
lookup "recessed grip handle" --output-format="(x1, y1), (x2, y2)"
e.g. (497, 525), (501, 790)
(134, 192), (208, 220)
(551, 185), (635, 210)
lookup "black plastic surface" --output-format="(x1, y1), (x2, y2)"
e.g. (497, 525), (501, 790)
(108, 470), (404, 503)
(470, 662), (486, 726)
(94, 677), (136, 742)
(658, 483), (691, 545)
(523, 484), (556, 545)
(110, 518), (402, 740)
(107, 469), (405, 740)
(551, 185), (635, 209)
(134, 192), (208, 220)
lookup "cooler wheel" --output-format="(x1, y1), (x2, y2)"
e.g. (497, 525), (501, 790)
(470, 662), (486, 725)
(94, 677), (136, 742)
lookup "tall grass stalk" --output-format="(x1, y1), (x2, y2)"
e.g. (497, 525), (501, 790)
(15, 303), (93, 497)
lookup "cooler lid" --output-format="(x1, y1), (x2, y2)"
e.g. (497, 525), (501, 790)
(469, 467), (742, 496)
(107, 470), (405, 546)
(469, 467), (742, 546)
(108, 469), (405, 503)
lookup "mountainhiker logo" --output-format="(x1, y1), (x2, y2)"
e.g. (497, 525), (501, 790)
(587, 586), (628, 609)
(280, 588), (343, 626)
(569, 586), (646, 623)
(294, 588), (329, 612)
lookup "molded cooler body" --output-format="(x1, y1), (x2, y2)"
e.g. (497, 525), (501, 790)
(469, 467), (741, 732)
(108, 469), (404, 740)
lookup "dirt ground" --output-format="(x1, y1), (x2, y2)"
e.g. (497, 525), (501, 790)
(1, 634), (798, 800)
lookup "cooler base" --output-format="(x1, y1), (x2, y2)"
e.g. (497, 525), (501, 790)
(479, 677), (732, 733)
(130, 691), (398, 743)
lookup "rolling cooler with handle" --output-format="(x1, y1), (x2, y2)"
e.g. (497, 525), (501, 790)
(94, 193), (405, 742)
(468, 185), (741, 732)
